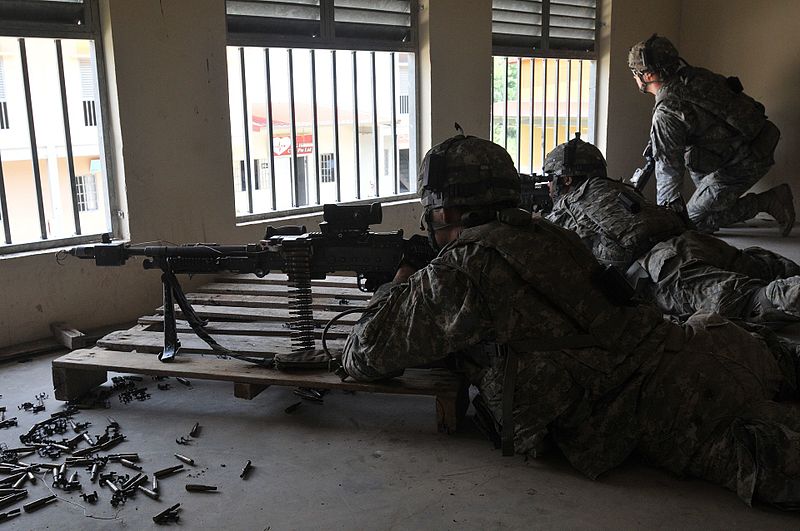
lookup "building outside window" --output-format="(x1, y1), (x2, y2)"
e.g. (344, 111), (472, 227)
(491, 0), (599, 175)
(0, 59), (9, 130)
(0, 0), (115, 253)
(79, 58), (97, 127)
(320, 152), (335, 183)
(75, 173), (97, 211)
(226, 0), (418, 220)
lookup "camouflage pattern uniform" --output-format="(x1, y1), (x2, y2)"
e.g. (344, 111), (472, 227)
(651, 66), (780, 231)
(342, 135), (800, 508)
(546, 175), (800, 323)
(628, 35), (787, 233)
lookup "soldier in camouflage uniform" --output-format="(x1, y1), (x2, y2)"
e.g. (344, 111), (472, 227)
(342, 135), (800, 508)
(544, 135), (800, 325)
(628, 34), (795, 235)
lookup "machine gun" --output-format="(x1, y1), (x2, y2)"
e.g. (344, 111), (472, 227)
(69, 203), (436, 365)
(518, 173), (553, 214)
(630, 142), (655, 193)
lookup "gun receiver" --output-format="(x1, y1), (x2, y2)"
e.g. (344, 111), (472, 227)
(518, 173), (553, 214)
(69, 203), (435, 364)
(630, 142), (655, 193)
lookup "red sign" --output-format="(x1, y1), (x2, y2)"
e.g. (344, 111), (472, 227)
(273, 134), (313, 157)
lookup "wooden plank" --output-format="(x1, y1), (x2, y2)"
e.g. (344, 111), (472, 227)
(233, 382), (270, 400)
(96, 328), (346, 356)
(216, 273), (358, 288)
(0, 337), (62, 363)
(183, 292), (367, 312)
(137, 316), (352, 339)
(198, 282), (371, 300)
(50, 322), (97, 350)
(52, 348), (462, 397)
(53, 365), (107, 401)
(156, 304), (363, 324)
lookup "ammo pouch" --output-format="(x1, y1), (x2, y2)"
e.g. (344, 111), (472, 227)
(749, 119), (780, 160)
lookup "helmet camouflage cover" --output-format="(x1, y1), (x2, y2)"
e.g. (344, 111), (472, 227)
(543, 133), (607, 179)
(628, 34), (680, 74)
(418, 135), (520, 210)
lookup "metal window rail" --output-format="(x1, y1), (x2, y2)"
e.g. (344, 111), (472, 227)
(233, 46), (412, 218)
(0, 0), (117, 254)
(492, 56), (595, 174)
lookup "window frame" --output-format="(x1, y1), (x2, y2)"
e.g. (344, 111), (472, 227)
(490, 1), (600, 175)
(492, 0), (601, 60)
(226, 0), (420, 223)
(0, 0), (119, 256)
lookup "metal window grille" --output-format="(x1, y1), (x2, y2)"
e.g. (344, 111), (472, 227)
(492, 0), (598, 58)
(227, 0), (417, 220)
(491, 56), (596, 175)
(0, 0), (115, 253)
(75, 174), (98, 211)
(0, 60), (9, 130)
(320, 152), (335, 182)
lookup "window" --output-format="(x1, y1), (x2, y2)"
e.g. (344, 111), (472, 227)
(75, 174), (98, 211)
(79, 58), (97, 127)
(0, 0), (115, 252)
(0, 59), (9, 130)
(226, 0), (418, 220)
(320, 152), (335, 183)
(491, 0), (598, 174)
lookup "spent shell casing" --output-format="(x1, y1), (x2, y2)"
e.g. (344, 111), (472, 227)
(137, 485), (159, 500)
(175, 377), (191, 387)
(120, 459), (142, 471)
(102, 478), (120, 493)
(153, 464), (184, 478)
(240, 460), (252, 479)
(120, 473), (143, 491)
(151, 475), (158, 492)
(153, 503), (181, 523)
(81, 432), (96, 446)
(174, 453), (194, 466)
(0, 492), (28, 510)
(189, 422), (200, 437)
(0, 508), (21, 523)
(90, 463), (100, 481)
(185, 484), (217, 492)
(11, 475), (26, 489)
(22, 494), (57, 513)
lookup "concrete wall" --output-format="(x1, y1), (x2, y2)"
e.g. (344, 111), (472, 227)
(596, 0), (682, 190)
(679, 0), (800, 201)
(419, 0), (492, 147)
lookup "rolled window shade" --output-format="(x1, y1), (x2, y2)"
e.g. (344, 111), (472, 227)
(0, 0), (91, 36)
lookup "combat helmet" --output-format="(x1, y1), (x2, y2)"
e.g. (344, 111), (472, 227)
(543, 132), (607, 180)
(628, 34), (680, 76)
(418, 135), (520, 211)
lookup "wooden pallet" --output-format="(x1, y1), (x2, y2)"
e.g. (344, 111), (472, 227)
(51, 274), (467, 433)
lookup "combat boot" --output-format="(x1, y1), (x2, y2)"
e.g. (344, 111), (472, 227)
(756, 184), (795, 237)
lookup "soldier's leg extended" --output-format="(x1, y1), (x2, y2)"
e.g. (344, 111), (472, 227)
(688, 403), (800, 509)
(640, 233), (780, 321)
(639, 314), (800, 508)
(687, 169), (795, 235)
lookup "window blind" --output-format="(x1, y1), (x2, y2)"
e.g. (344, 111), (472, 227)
(227, 0), (415, 51)
(492, 0), (597, 58)
(0, 0), (92, 37)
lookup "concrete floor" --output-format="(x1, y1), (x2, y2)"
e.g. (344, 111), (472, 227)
(1, 219), (800, 530)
